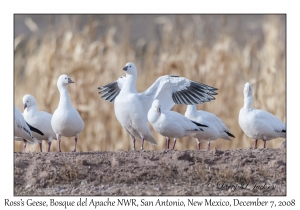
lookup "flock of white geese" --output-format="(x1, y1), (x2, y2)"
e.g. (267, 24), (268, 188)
(14, 62), (286, 152)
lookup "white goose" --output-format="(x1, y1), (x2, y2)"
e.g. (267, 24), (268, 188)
(14, 106), (44, 152)
(184, 105), (234, 150)
(98, 62), (217, 150)
(147, 99), (207, 149)
(238, 82), (286, 148)
(23, 94), (57, 152)
(51, 74), (84, 152)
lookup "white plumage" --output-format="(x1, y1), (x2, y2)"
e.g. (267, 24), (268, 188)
(185, 105), (234, 150)
(14, 106), (43, 152)
(51, 74), (84, 152)
(148, 99), (207, 150)
(98, 62), (217, 150)
(238, 82), (286, 148)
(23, 94), (57, 152)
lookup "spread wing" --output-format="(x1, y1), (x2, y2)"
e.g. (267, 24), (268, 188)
(138, 75), (218, 114)
(98, 76), (125, 102)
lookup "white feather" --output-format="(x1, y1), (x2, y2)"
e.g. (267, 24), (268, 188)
(148, 100), (203, 139)
(99, 62), (217, 148)
(238, 82), (286, 142)
(51, 74), (84, 141)
(185, 105), (234, 144)
(23, 94), (57, 144)
(14, 106), (34, 143)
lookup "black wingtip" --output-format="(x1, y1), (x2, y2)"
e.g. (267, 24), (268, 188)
(191, 120), (208, 128)
(26, 123), (44, 136)
(225, 131), (235, 138)
(282, 129), (286, 133)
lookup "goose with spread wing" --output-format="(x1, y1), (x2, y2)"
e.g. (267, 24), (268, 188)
(98, 62), (218, 150)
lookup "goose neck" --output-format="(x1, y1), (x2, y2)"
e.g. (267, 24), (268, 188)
(185, 105), (197, 117)
(121, 75), (137, 93)
(58, 85), (71, 108)
(244, 96), (253, 110)
(25, 104), (38, 114)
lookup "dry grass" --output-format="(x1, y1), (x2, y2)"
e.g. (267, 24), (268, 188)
(14, 15), (286, 152)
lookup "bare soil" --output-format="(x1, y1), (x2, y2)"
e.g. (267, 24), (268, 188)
(14, 147), (286, 196)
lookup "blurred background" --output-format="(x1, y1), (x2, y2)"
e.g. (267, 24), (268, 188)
(14, 14), (286, 152)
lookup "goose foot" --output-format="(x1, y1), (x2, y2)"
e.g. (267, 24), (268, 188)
(58, 138), (62, 152)
(254, 139), (258, 149)
(39, 143), (43, 152)
(197, 142), (201, 150)
(141, 138), (144, 150)
(47, 142), (51, 152)
(72, 138), (77, 152)
(132, 138), (136, 151)
(172, 138), (177, 150)
(22, 139), (27, 152)
(166, 137), (170, 150)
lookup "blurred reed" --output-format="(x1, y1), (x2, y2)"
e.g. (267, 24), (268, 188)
(14, 15), (286, 152)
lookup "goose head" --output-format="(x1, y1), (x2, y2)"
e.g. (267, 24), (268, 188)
(23, 94), (37, 110)
(57, 74), (74, 87)
(122, 62), (137, 77)
(243, 82), (253, 97)
(151, 99), (161, 115)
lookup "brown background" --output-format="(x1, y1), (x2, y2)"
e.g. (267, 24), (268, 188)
(14, 14), (286, 152)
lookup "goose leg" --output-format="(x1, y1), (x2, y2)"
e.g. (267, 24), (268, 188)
(172, 138), (177, 150)
(57, 134), (62, 152)
(166, 137), (170, 149)
(141, 138), (144, 150)
(72, 137), (77, 152)
(39, 142), (43, 152)
(263, 140), (266, 148)
(196, 139), (200, 150)
(132, 137), (136, 151)
(22, 139), (27, 152)
(254, 139), (258, 149)
(47, 141), (51, 152)
(207, 141), (210, 151)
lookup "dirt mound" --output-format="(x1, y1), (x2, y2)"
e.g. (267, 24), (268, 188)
(14, 148), (286, 196)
